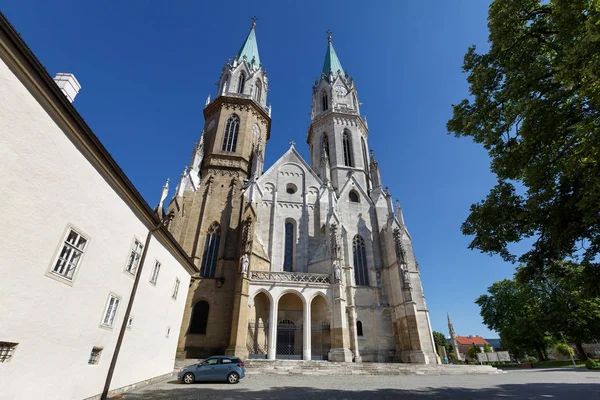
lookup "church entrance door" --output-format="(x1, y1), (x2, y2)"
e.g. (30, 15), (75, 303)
(276, 320), (301, 359)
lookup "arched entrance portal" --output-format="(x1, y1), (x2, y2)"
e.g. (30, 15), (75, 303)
(276, 293), (303, 359)
(247, 291), (270, 359)
(311, 295), (331, 360)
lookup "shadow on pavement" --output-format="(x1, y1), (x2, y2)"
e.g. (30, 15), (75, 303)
(118, 382), (600, 399)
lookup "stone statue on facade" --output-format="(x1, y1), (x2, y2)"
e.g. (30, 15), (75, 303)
(240, 253), (249, 277)
(333, 260), (341, 283)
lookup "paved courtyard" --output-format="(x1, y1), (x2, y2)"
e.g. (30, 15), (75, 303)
(120, 368), (599, 399)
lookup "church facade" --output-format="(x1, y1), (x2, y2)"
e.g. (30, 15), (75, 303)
(164, 22), (439, 364)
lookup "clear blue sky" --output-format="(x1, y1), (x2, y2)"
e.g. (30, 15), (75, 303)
(4, 0), (524, 338)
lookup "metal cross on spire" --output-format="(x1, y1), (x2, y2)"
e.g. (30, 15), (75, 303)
(326, 29), (332, 42)
(251, 16), (258, 28)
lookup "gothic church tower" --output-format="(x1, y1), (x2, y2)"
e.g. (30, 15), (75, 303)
(166, 20), (271, 358)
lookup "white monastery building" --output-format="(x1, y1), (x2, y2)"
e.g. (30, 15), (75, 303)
(165, 22), (440, 365)
(0, 13), (198, 400)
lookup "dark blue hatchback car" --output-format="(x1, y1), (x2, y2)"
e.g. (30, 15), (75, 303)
(178, 356), (245, 384)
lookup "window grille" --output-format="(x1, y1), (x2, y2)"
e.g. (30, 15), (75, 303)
(353, 235), (369, 286)
(125, 239), (143, 276)
(189, 301), (209, 334)
(0, 342), (18, 363)
(52, 229), (87, 280)
(101, 295), (121, 327)
(88, 347), (102, 365)
(343, 131), (353, 167)
(283, 222), (294, 272)
(222, 115), (240, 152)
(150, 260), (161, 285)
(200, 222), (221, 278)
(172, 278), (180, 300)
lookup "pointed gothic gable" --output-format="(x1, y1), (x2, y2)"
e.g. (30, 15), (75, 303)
(337, 173), (374, 207)
(256, 146), (324, 190)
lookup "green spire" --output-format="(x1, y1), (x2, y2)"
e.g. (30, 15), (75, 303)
(236, 19), (261, 69)
(321, 30), (344, 77)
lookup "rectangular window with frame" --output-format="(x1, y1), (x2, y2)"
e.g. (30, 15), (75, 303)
(125, 239), (143, 276)
(0, 342), (18, 363)
(101, 294), (121, 328)
(150, 260), (161, 285)
(172, 278), (180, 300)
(51, 228), (88, 281)
(88, 347), (102, 365)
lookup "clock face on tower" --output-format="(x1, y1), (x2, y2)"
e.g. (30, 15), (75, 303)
(334, 85), (348, 98)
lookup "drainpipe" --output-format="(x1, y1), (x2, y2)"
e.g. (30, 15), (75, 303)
(100, 214), (172, 400)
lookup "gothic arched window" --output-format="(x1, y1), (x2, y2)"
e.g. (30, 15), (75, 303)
(238, 72), (246, 94)
(357, 320), (363, 336)
(254, 80), (262, 103)
(222, 115), (240, 152)
(283, 221), (294, 272)
(353, 235), (369, 286)
(321, 133), (330, 159)
(221, 75), (229, 94)
(189, 301), (209, 334)
(349, 190), (359, 203)
(200, 222), (221, 278)
(322, 90), (328, 111)
(343, 130), (353, 167)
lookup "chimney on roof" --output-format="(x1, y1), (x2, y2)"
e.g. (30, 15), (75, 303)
(53, 73), (81, 103)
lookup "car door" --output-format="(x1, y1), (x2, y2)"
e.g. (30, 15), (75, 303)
(213, 358), (235, 381)
(196, 358), (219, 381)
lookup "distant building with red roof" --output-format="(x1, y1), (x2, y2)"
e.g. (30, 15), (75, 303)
(455, 335), (492, 357)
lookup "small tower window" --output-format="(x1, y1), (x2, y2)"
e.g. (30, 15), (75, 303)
(349, 190), (359, 203)
(343, 130), (353, 167)
(322, 90), (328, 111)
(254, 80), (262, 103)
(353, 235), (369, 286)
(322, 133), (330, 159)
(357, 321), (363, 336)
(238, 73), (246, 94)
(283, 222), (294, 272)
(200, 222), (221, 278)
(222, 115), (240, 152)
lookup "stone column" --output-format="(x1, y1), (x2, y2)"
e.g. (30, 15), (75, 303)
(303, 298), (311, 360)
(267, 299), (278, 360)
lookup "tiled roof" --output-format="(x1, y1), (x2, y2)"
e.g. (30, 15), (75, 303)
(455, 336), (490, 346)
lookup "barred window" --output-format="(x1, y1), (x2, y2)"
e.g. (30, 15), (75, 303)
(172, 278), (180, 300)
(200, 222), (221, 278)
(222, 115), (240, 152)
(52, 228), (87, 281)
(125, 239), (143, 276)
(150, 260), (161, 285)
(0, 342), (18, 363)
(101, 294), (121, 328)
(88, 347), (102, 365)
(343, 130), (353, 167)
(353, 235), (369, 286)
(189, 301), (209, 334)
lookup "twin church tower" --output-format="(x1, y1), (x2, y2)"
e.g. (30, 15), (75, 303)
(161, 21), (439, 364)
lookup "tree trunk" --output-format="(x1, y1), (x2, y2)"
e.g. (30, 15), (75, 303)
(575, 342), (587, 360)
(536, 347), (545, 361)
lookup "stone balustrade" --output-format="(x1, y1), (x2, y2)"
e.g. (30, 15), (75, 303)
(250, 271), (331, 284)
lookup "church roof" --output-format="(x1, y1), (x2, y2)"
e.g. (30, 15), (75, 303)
(236, 23), (261, 70)
(321, 35), (344, 77)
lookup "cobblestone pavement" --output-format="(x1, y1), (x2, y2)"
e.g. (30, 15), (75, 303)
(119, 368), (600, 399)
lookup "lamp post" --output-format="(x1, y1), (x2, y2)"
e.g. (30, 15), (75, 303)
(560, 332), (577, 367)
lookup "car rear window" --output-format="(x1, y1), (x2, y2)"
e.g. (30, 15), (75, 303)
(222, 359), (232, 364)
(232, 358), (243, 364)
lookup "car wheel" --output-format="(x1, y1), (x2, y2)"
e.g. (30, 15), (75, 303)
(227, 372), (239, 384)
(182, 372), (195, 384)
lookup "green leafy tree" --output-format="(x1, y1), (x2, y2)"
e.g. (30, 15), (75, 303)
(468, 344), (480, 360)
(432, 331), (452, 357)
(483, 343), (493, 353)
(447, 0), (600, 291)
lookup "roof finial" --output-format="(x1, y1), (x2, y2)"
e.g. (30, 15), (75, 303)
(326, 29), (332, 42)
(251, 16), (258, 29)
